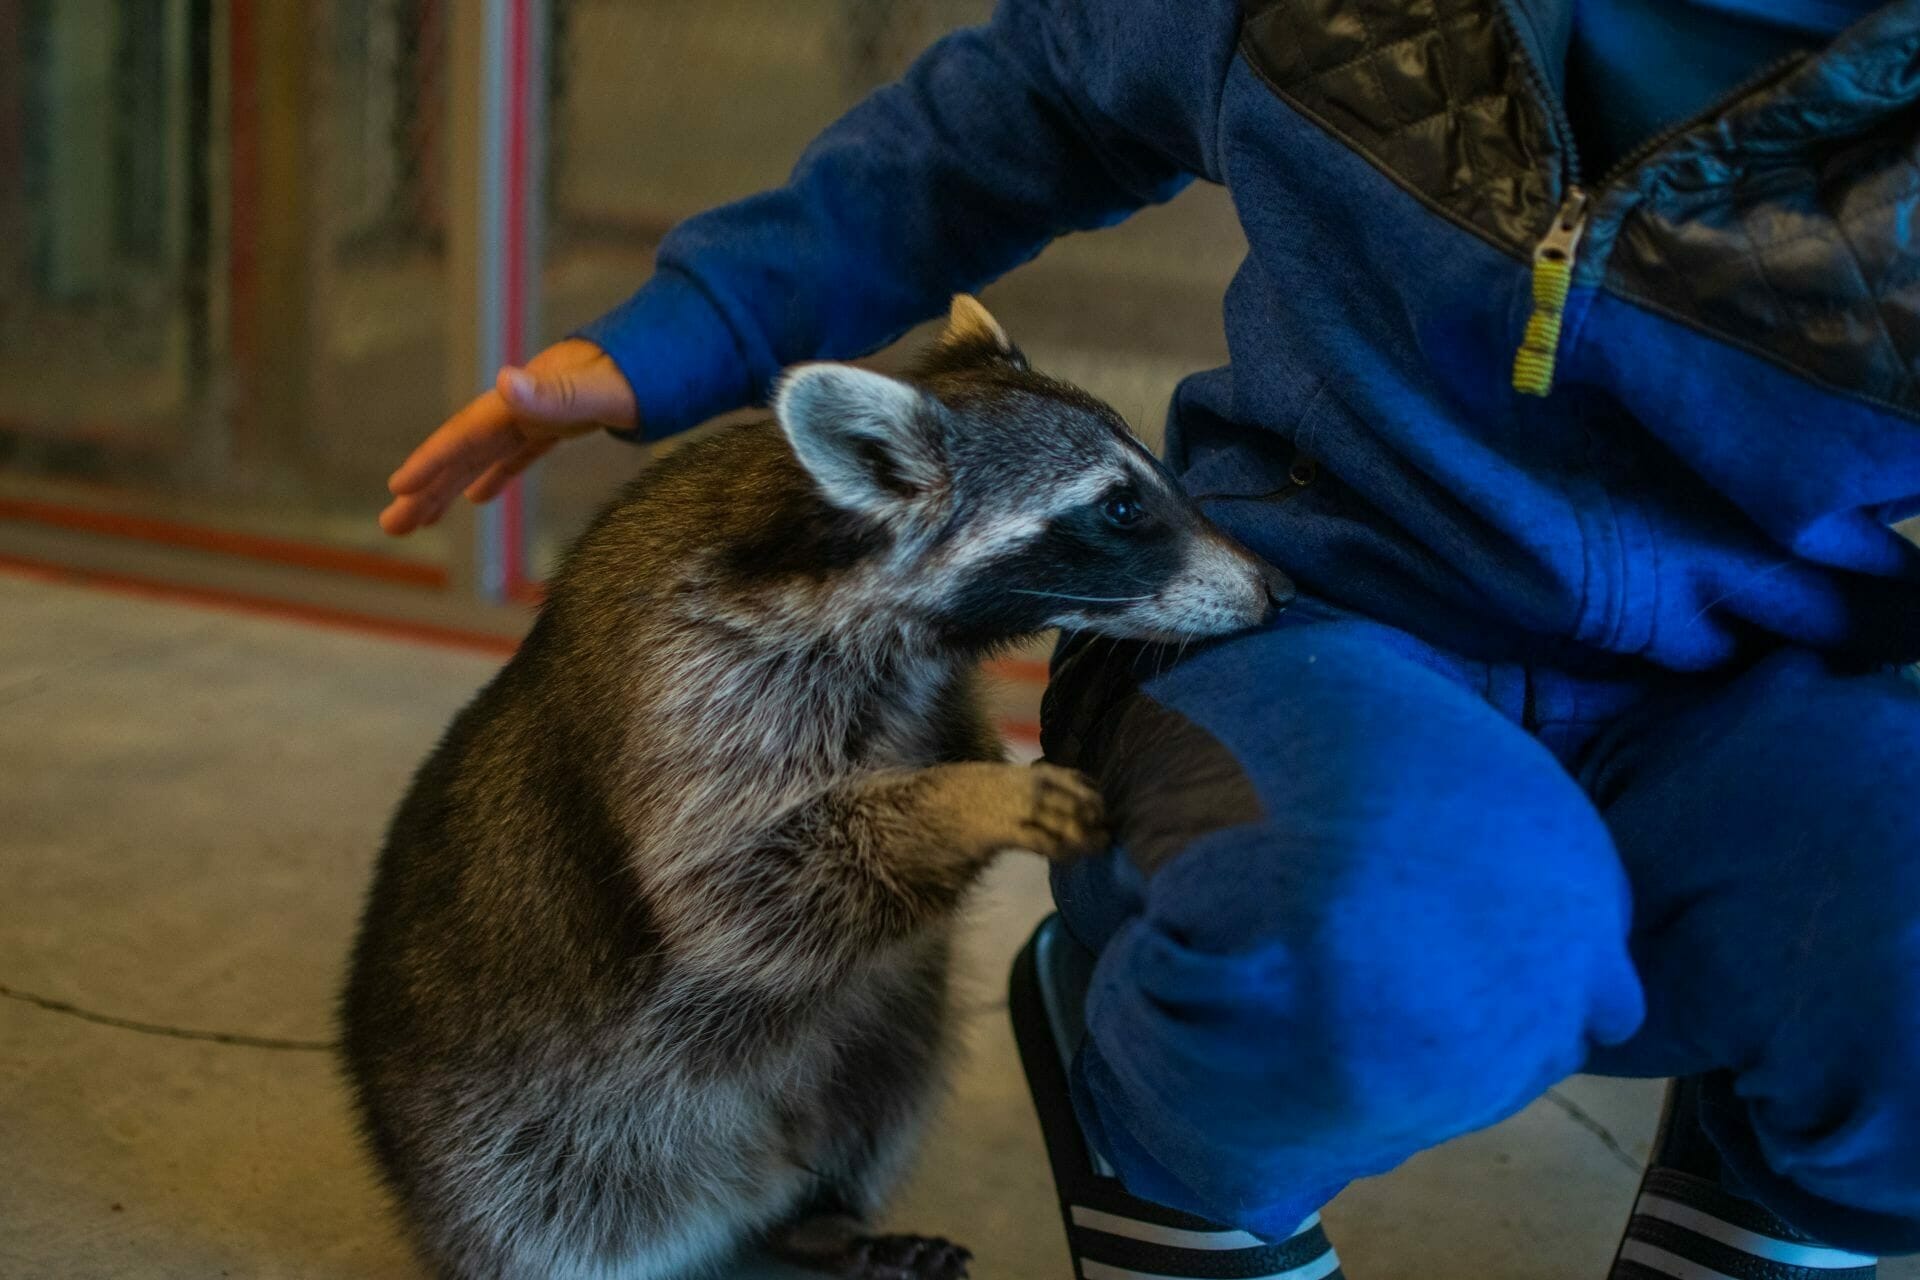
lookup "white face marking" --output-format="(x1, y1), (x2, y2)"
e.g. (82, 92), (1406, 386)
(921, 465), (1123, 577)
(1107, 535), (1271, 640)
(1077, 467), (1124, 501)
(1118, 447), (1164, 489)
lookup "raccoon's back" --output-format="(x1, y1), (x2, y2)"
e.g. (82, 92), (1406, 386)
(552, 419), (888, 608)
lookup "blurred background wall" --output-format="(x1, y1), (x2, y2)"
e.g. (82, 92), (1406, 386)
(0, 0), (1244, 637)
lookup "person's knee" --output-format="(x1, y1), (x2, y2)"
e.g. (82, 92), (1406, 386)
(1053, 616), (1649, 1219)
(1081, 819), (1645, 1200)
(1135, 722), (1648, 1076)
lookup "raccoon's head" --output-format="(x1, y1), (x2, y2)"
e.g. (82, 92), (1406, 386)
(773, 296), (1290, 649)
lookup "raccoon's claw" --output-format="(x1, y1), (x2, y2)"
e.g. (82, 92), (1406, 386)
(1020, 763), (1110, 861)
(843, 1233), (972, 1280)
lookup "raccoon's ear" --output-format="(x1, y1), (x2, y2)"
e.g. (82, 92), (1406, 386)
(939, 295), (1014, 355)
(775, 364), (948, 518)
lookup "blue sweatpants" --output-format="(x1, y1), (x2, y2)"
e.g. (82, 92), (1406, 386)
(1040, 600), (1920, 1255)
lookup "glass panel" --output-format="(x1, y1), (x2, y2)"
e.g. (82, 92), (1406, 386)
(532, 0), (1247, 576)
(0, 1), (455, 575)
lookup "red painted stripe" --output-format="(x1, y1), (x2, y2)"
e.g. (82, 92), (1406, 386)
(0, 497), (449, 589)
(496, 0), (533, 595)
(1002, 721), (1043, 749)
(983, 656), (1051, 686)
(0, 554), (521, 657)
(0, 554), (1046, 746)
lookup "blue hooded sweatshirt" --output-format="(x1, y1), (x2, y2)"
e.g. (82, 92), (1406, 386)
(578, 0), (1920, 673)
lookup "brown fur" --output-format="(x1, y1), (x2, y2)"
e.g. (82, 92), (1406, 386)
(339, 302), (1279, 1279)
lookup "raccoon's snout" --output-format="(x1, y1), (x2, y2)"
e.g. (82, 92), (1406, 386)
(1234, 560), (1284, 629)
(1107, 537), (1288, 642)
(1259, 560), (1296, 623)
(1203, 538), (1291, 632)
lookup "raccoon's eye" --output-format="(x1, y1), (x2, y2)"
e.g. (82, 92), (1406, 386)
(1102, 494), (1146, 530)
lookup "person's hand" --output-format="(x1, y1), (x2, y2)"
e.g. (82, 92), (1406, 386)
(379, 338), (638, 535)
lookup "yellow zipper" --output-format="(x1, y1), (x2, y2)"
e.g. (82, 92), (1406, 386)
(1511, 187), (1591, 397)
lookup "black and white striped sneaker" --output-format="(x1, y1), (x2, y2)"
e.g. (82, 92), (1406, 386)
(1609, 1079), (1877, 1280)
(1010, 914), (1344, 1280)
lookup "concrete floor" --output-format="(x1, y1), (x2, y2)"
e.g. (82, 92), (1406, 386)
(4, 572), (1909, 1279)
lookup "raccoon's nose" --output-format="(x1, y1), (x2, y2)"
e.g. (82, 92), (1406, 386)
(1259, 562), (1296, 621)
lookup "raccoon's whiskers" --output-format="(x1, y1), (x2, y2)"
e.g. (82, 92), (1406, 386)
(1007, 589), (1152, 603)
(1152, 628), (1198, 678)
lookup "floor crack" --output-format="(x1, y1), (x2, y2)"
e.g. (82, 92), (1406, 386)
(0, 983), (337, 1052)
(1543, 1085), (1644, 1175)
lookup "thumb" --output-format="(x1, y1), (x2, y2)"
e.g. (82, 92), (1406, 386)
(497, 365), (588, 422)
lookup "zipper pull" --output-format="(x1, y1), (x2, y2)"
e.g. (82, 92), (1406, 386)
(1512, 187), (1590, 397)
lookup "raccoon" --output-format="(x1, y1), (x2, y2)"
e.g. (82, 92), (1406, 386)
(339, 297), (1290, 1280)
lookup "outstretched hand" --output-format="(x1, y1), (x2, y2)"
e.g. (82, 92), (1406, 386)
(379, 338), (638, 535)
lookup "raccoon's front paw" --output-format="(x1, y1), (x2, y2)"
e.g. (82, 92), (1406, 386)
(915, 761), (1108, 862)
(1018, 763), (1110, 861)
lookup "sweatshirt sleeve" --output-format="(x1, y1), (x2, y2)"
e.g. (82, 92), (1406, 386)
(575, 0), (1243, 440)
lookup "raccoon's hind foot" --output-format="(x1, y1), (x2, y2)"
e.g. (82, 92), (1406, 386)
(774, 1216), (972, 1280)
(838, 1234), (972, 1280)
